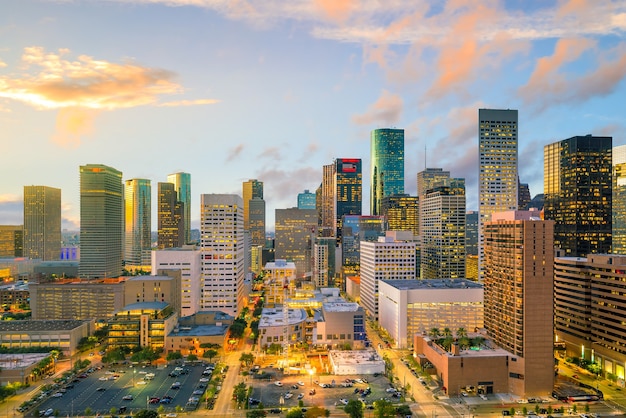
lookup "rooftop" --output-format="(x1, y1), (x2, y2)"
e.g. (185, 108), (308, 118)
(259, 307), (308, 328)
(328, 349), (384, 365)
(381, 278), (482, 290)
(0, 319), (87, 332)
(169, 324), (229, 337)
(322, 302), (361, 312)
(0, 353), (50, 370)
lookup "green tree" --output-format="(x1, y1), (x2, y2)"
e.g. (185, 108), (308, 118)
(286, 407), (304, 418)
(167, 351), (183, 361)
(456, 327), (467, 338)
(85, 407), (92, 416)
(247, 410), (268, 418)
(240, 352), (256, 366)
(345, 399), (364, 418)
(535, 404), (540, 414)
(428, 328), (440, 339)
(373, 399), (396, 418)
(396, 405), (412, 417)
(267, 343), (282, 355)
(442, 328), (452, 337)
(234, 382), (248, 406)
(134, 410), (159, 418)
(204, 349), (218, 361)
(305, 406), (330, 418)
(509, 408), (515, 416)
(522, 407), (527, 415)
(110, 406), (118, 415)
(157, 405), (165, 414)
(187, 353), (198, 362)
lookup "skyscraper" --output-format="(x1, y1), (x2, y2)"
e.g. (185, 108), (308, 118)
(0, 225), (23, 257)
(380, 194), (418, 236)
(242, 179), (265, 246)
(297, 190), (316, 210)
(613, 145), (626, 254)
(334, 158), (362, 239)
(371, 128), (404, 216)
(200, 194), (245, 317)
(79, 164), (123, 279)
(158, 182), (184, 249)
(167, 172), (191, 244)
(320, 164), (335, 234)
(23, 185), (61, 261)
(484, 210), (554, 396)
(417, 168), (450, 198)
(420, 180), (466, 279)
(544, 135), (612, 256)
(341, 215), (386, 278)
(124, 179), (151, 267)
(478, 109), (518, 279)
(275, 208), (317, 278)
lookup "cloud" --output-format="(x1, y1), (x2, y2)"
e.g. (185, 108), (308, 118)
(259, 146), (282, 161)
(52, 107), (98, 148)
(158, 98), (220, 107)
(314, 0), (356, 23)
(258, 165), (320, 202)
(226, 143), (245, 161)
(0, 195), (23, 225)
(352, 89), (403, 125)
(0, 59), (6, 68)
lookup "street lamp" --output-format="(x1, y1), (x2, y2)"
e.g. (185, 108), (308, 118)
(309, 369), (314, 385)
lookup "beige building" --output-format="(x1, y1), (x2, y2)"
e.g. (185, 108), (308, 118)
(124, 273), (181, 318)
(107, 301), (177, 349)
(258, 307), (307, 350)
(484, 210), (554, 397)
(314, 301), (366, 349)
(166, 311), (233, 355)
(0, 319), (92, 356)
(264, 260), (297, 307)
(554, 254), (626, 382)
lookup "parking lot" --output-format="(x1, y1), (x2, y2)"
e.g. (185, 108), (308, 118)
(28, 362), (218, 417)
(247, 368), (406, 411)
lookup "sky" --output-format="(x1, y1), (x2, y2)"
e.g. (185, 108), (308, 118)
(1, 0), (625, 232)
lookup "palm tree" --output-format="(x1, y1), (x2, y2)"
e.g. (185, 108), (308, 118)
(428, 328), (440, 339)
(442, 328), (452, 337)
(456, 327), (467, 338)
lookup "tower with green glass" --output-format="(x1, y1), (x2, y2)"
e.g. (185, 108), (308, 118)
(167, 172), (191, 244)
(124, 179), (151, 267)
(370, 128), (404, 216)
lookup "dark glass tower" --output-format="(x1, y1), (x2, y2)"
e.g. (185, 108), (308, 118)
(544, 135), (612, 256)
(370, 128), (404, 216)
(334, 158), (362, 239)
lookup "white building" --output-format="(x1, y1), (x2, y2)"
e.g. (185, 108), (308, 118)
(264, 259), (297, 306)
(200, 194), (245, 317)
(378, 279), (484, 349)
(258, 307), (308, 350)
(328, 349), (385, 375)
(314, 301), (366, 349)
(151, 246), (201, 318)
(360, 232), (416, 320)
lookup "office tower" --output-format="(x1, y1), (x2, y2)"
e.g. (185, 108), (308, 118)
(124, 179), (151, 267)
(200, 194), (244, 317)
(334, 158), (362, 239)
(613, 145), (626, 254)
(465, 211), (478, 256)
(420, 180), (466, 279)
(313, 241), (329, 288)
(23, 185), (61, 261)
(554, 254), (626, 378)
(167, 172), (191, 244)
(242, 179), (265, 246)
(275, 208), (317, 277)
(518, 177), (531, 210)
(483, 210), (554, 396)
(478, 109), (518, 279)
(341, 215), (386, 277)
(158, 182), (184, 249)
(320, 164), (335, 234)
(381, 194), (418, 236)
(417, 168), (450, 197)
(371, 128), (404, 215)
(297, 190), (316, 210)
(527, 194), (545, 211)
(315, 184), (323, 227)
(360, 232), (416, 320)
(544, 135), (612, 257)
(79, 164), (123, 279)
(152, 246), (202, 318)
(0, 225), (23, 257)
(250, 244), (263, 275)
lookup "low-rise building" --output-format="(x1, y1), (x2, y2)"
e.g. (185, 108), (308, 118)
(314, 301), (366, 349)
(328, 349), (385, 375)
(166, 311), (233, 354)
(258, 307), (307, 350)
(0, 319), (92, 356)
(107, 302), (177, 350)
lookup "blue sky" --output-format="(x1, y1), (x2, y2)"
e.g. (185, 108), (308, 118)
(1, 0), (625, 231)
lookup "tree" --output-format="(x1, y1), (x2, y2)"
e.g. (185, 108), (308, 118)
(396, 405), (412, 417)
(234, 382), (248, 406)
(187, 353), (198, 362)
(267, 343), (282, 355)
(134, 410), (159, 418)
(157, 405), (165, 414)
(373, 399), (396, 418)
(240, 352), (255, 366)
(247, 410), (267, 418)
(204, 349), (218, 361)
(442, 328), (452, 337)
(84, 407), (92, 416)
(167, 351), (183, 361)
(428, 328), (440, 339)
(345, 399), (364, 418)
(110, 407), (118, 416)
(456, 327), (467, 338)
(286, 407), (304, 418)
(305, 406), (330, 418)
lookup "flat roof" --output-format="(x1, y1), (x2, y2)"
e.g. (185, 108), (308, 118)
(0, 319), (87, 332)
(122, 301), (169, 311)
(381, 278), (482, 290)
(169, 324), (229, 337)
(0, 353), (50, 370)
(259, 307), (307, 328)
(323, 302), (361, 312)
(125, 275), (174, 282)
(328, 349), (384, 365)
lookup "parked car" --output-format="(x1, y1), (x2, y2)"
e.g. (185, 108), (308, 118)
(274, 381), (283, 387)
(340, 399), (349, 405)
(122, 394), (133, 400)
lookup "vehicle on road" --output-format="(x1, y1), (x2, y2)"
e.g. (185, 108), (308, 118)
(297, 394), (304, 399)
(149, 397), (160, 404)
(297, 381), (304, 386)
(96, 387), (106, 392)
(284, 392), (293, 399)
(274, 381), (283, 387)
(122, 394), (133, 400)
(340, 398), (349, 405)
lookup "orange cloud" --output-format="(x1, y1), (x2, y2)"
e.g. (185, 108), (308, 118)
(52, 107), (97, 148)
(314, 0), (355, 23)
(158, 99), (220, 107)
(352, 89), (403, 126)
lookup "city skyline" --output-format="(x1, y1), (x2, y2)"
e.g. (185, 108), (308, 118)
(1, 1), (625, 231)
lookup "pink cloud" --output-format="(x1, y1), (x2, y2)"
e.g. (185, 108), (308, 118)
(226, 143), (245, 161)
(314, 0), (356, 23)
(352, 89), (403, 126)
(52, 107), (98, 148)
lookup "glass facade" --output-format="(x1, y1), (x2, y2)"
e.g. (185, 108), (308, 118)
(334, 158), (362, 239)
(23, 185), (61, 261)
(613, 145), (626, 254)
(380, 194), (418, 236)
(167, 172), (191, 244)
(370, 128), (404, 216)
(124, 179), (151, 266)
(158, 182), (184, 249)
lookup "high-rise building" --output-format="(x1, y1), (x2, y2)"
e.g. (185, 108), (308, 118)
(0, 225), (23, 257)
(420, 180), (466, 279)
(313, 241), (329, 288)
(341, 215), (386, 277)
(465, 211), (478, 256)
(334, 158), (362, 239)
(360, 232), (416, 320)
(483, 210), (554, 396)
(297, 190), (316, 210)
(554, 254), (626, 380)
(371, 128), (404, 216)
(200, 194), (245, 317)
(320, 164), (335, 234)
(478, 109), (518, 279)
(167, 172), (191, 244)
(242, 179), (265, 247)
(544, 135), (612, 257)
(613, 145), (626, 254)
(275, 208), (317, 277)
(417, 168), (450, 198)
(158, 182), (184, 249)
(23, 185), (61, 261)
(152, 246), (202, 318)
(518, 177), (531, 210)
(124, 179), (151, 267)
(380, 194), (418, 236)
(79, 164), (123, 279)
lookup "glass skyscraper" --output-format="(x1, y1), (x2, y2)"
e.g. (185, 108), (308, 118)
(124, 179), (151, 266)
(370, 128), (404, 216)
(544, 135), (612, 256)
(158, 182), (184, 249)
(613, 145), (626, 254)
(243, 179), (265, 246)
(167, 172), (191, 244)
(297, 189), (316, 210)
(79, 164), (123, 279)
(23, 185), (61, 261)
(334, 158), (362, 239)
